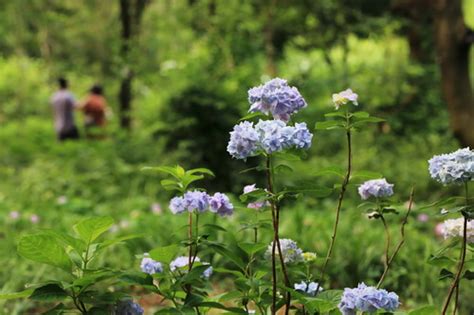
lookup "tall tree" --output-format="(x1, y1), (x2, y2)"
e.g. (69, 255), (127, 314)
(118, 0), (148, 129)
(433, 0), (474, 147)
(393, 0), (474, 146)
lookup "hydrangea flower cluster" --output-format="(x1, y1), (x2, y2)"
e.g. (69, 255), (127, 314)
(140, 253), (163, 275)
(169, 256), (213, 279)
(441, 218), (474, 243)
(358, 178), (394, 200)
(294, 281), (323, 296)
(228, 120), (312, 159)
(428, 148), (474, 185)
(265, 238), (303, 264)
(338, 283), (399, 315)
(169, 190), (233, 216)
(243, 184), (269, 209)
(332, 88), (358, 110)
(114, 300), (144, 315)
(248, 77), (307, 122)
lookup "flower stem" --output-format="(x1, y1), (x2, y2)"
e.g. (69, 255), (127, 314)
(441, 183), (469, 315)
(380, 215), (391, 272)
(377, 188), (414, 288)
(266, 155), (291, 315)
(316, 129), (352, 293)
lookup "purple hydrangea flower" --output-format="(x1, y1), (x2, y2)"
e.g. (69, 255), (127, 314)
(115, 300), (144, 315)
(428, 148), (474, 185)
(332, 88), (358, 110)
(338, 283), (399, 315)
(184, 190), (210, 213)
(294, 281), (323, 296)
(227, 121), (259, 159)
(209, 192), (234, 216)
(358, 178), (394, 200)
(248, 78), (307, 121)
(202, 264), (213, 279)
(169, 196), (188, 214)
(140, 253), (163, 275)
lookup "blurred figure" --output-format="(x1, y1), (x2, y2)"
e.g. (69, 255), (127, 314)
(80, 84), (108, 139)
(50, 77), (79, 141)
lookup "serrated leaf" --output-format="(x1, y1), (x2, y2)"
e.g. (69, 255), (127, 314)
(18, 234), (72, 272)
(203, 223), (227, 232)
(238, 242), (268, 255)
(73, 216), (114, 243)
(149, 244), (179, 264)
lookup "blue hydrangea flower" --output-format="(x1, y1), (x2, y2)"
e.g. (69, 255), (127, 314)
(332, 88), (358, 110)
(169, 196), (188, 214)
(338, 283), (399, 315)
(291, 122), (313, 149)
(227, 121), (260, 159)
(209, 192), (234, 216)
(115, 300), (144, 315)
(184, 190), (210, 213)
(248, 78), (307, 121)
(428, 147), (474, 185)
(170, 256), (212, 279)
(202, 264), (213, 279)
(265, 238), (303, 264)
(358, 178), (394, 200)
(140, 253), (163, 275)
(294, 281), (323, 296)
(255, 120), (293, 153)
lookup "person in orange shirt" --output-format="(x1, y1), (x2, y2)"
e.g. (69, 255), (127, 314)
(80, 84), (108, 138)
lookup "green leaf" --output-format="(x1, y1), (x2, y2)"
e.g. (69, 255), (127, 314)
(274, 164), (294, 174)
(119, 271), (155, 287)
(463, 270), (474, 280)
(439, 268), (454, 280)
(238, 242), (268, 255)
(149, 244), (179, 264)
(187, 168), (215, 177)
(408, 305), (437, 315)
(209, 244), (245, 270)
(29, 284), (68, 302)
(203, 223), (227, 232)
(73, 216), (114, 243)
(73, 270), (116, 287)
(351, 111), (370, 118)
(315, 120), (345, 130)
(40, 230), (86, 254)
(239, 112), (267, 121)
(0, 289), (34, 300)
(350, 170), (383, 180)
(18, 234), (72, 272)
(324, 112), (346, 118)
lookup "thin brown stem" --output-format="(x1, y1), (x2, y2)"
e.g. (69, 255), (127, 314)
(380, 215), (391, 271)
(267, 157), (277, 315)
(441, 182), (469, 315)
(316, 130), (352, 293)
(188, 212), (193, 272)
(377, 188), (415, 288)
(441, 216), (468, 315)
(266, 155), (291, 315)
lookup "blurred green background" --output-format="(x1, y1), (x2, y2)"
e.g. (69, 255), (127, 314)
(0, 0), (473, 314)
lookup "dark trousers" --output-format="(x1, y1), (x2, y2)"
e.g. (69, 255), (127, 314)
(58, 127), (80, 141)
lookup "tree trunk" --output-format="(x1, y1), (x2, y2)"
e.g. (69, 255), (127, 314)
(433, 0), (474, 147)
(118, 0), (148, 130)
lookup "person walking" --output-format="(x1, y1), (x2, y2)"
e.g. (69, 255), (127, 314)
(79, 84), (108, 139)
(50, 77), (79, 141)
